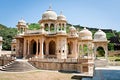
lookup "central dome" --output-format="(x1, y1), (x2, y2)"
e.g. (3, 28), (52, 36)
(42, 7), (57, 20)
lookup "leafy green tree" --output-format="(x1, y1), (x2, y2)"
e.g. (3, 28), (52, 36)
(0, 27), (17, 50)
(106, 33), (115, 39)
(108, 43), (114, 51)
(28, 23), (40, 30)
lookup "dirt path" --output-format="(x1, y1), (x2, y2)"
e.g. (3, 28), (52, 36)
(0, 70), (73, 80)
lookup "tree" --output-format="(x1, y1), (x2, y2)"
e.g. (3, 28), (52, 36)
(108, 43), (114, 51)
(0, 28), (17, 50)
(28, 23), (40, 30)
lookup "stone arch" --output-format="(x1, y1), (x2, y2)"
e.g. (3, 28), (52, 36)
(45, 23), (48, 31)
(94, 43), (108, 59)
(96, 46), (105, 57)
(62, 23), (64, 30)
(50, 24), (54, 32)
(49, 40), (56, 55)
(13, 45), (16, 51)
(79, 45), (82, 55)
(68, 41), (73, 55)
(59, 23), (61, 31)
(83, 44), (88, 56)
(30, 40), (36, 55)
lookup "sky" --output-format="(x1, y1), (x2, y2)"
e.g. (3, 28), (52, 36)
(0, 0), (120, 31)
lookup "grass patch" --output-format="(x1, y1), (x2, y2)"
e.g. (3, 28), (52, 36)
(108, 56), (120, 61)
(0, 70), (72, 80)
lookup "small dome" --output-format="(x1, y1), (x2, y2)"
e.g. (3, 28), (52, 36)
(94, 29), (107, 41)
(79, 27), (92, 40)
(69, 26), (76, 32)
(18, 19), (26, 25)
(69, 26), (78, 37)
(42, 6), (57, 20)
(57, 11), (66, 21)
(18, 19), (26, 23)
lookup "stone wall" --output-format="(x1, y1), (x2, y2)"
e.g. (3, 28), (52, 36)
(108, 50), (120, 56)
(109, 61), (120, 66)
(0, 57), (15, 66)
(28, 58), (94, 73)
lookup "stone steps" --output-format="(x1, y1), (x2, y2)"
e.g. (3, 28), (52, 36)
(0, 59), (36, 72)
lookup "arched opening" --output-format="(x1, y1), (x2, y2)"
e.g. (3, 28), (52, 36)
(45, 23), (48, 31)
(43, 41), (46, 55)
(83, 44), (88, 56)
(96, 46), (105, 57)
(49, 40), (56, 55)
(79, 45), (82, 55)
(13, 46), (16, 51)
(13, 49), (15, 51)
(59, 23), (61, 31)
(62, 24), (64, 30)
(50, 24), (54, 32)
(38, 40), (40, 55)
(68, 42), (73, 55)
(30, 40), (36, 55)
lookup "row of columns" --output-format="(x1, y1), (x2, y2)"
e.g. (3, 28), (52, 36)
(23, 38), (44, 59)
(43, 23), (66, 32)
(23, 39), (108, 59)
(56, 23), (66, 31)
(17, 25), (27, 34)
(78, 42), (93, 58)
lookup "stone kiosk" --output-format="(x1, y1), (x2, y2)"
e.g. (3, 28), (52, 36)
(12, 6), (109, 74)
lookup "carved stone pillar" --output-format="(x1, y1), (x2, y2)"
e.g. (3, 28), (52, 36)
(39, 38), (44, 59)
(36, 40), (38, 57)
(48, 23), (50, 32)
(23, 39), (26, 58)
(27, 40), (29, 55)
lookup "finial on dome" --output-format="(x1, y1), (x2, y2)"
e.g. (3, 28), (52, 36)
(98, 29), (101, 31)
(18, 17), (26, 23)
(48, 4), (52, 10)
(20, 17), (24, 20)
(84, 27), (86, 29)
(60, 11), (63, 15)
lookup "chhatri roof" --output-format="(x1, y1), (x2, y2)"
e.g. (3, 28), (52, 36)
(94, 29), (107, 41)
(42, 6), (57, 20)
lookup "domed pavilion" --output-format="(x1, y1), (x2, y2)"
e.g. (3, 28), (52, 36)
(12, 6), (108, 60)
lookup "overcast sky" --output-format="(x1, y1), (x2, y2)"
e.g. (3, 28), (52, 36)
(0, 0), (120, 31)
